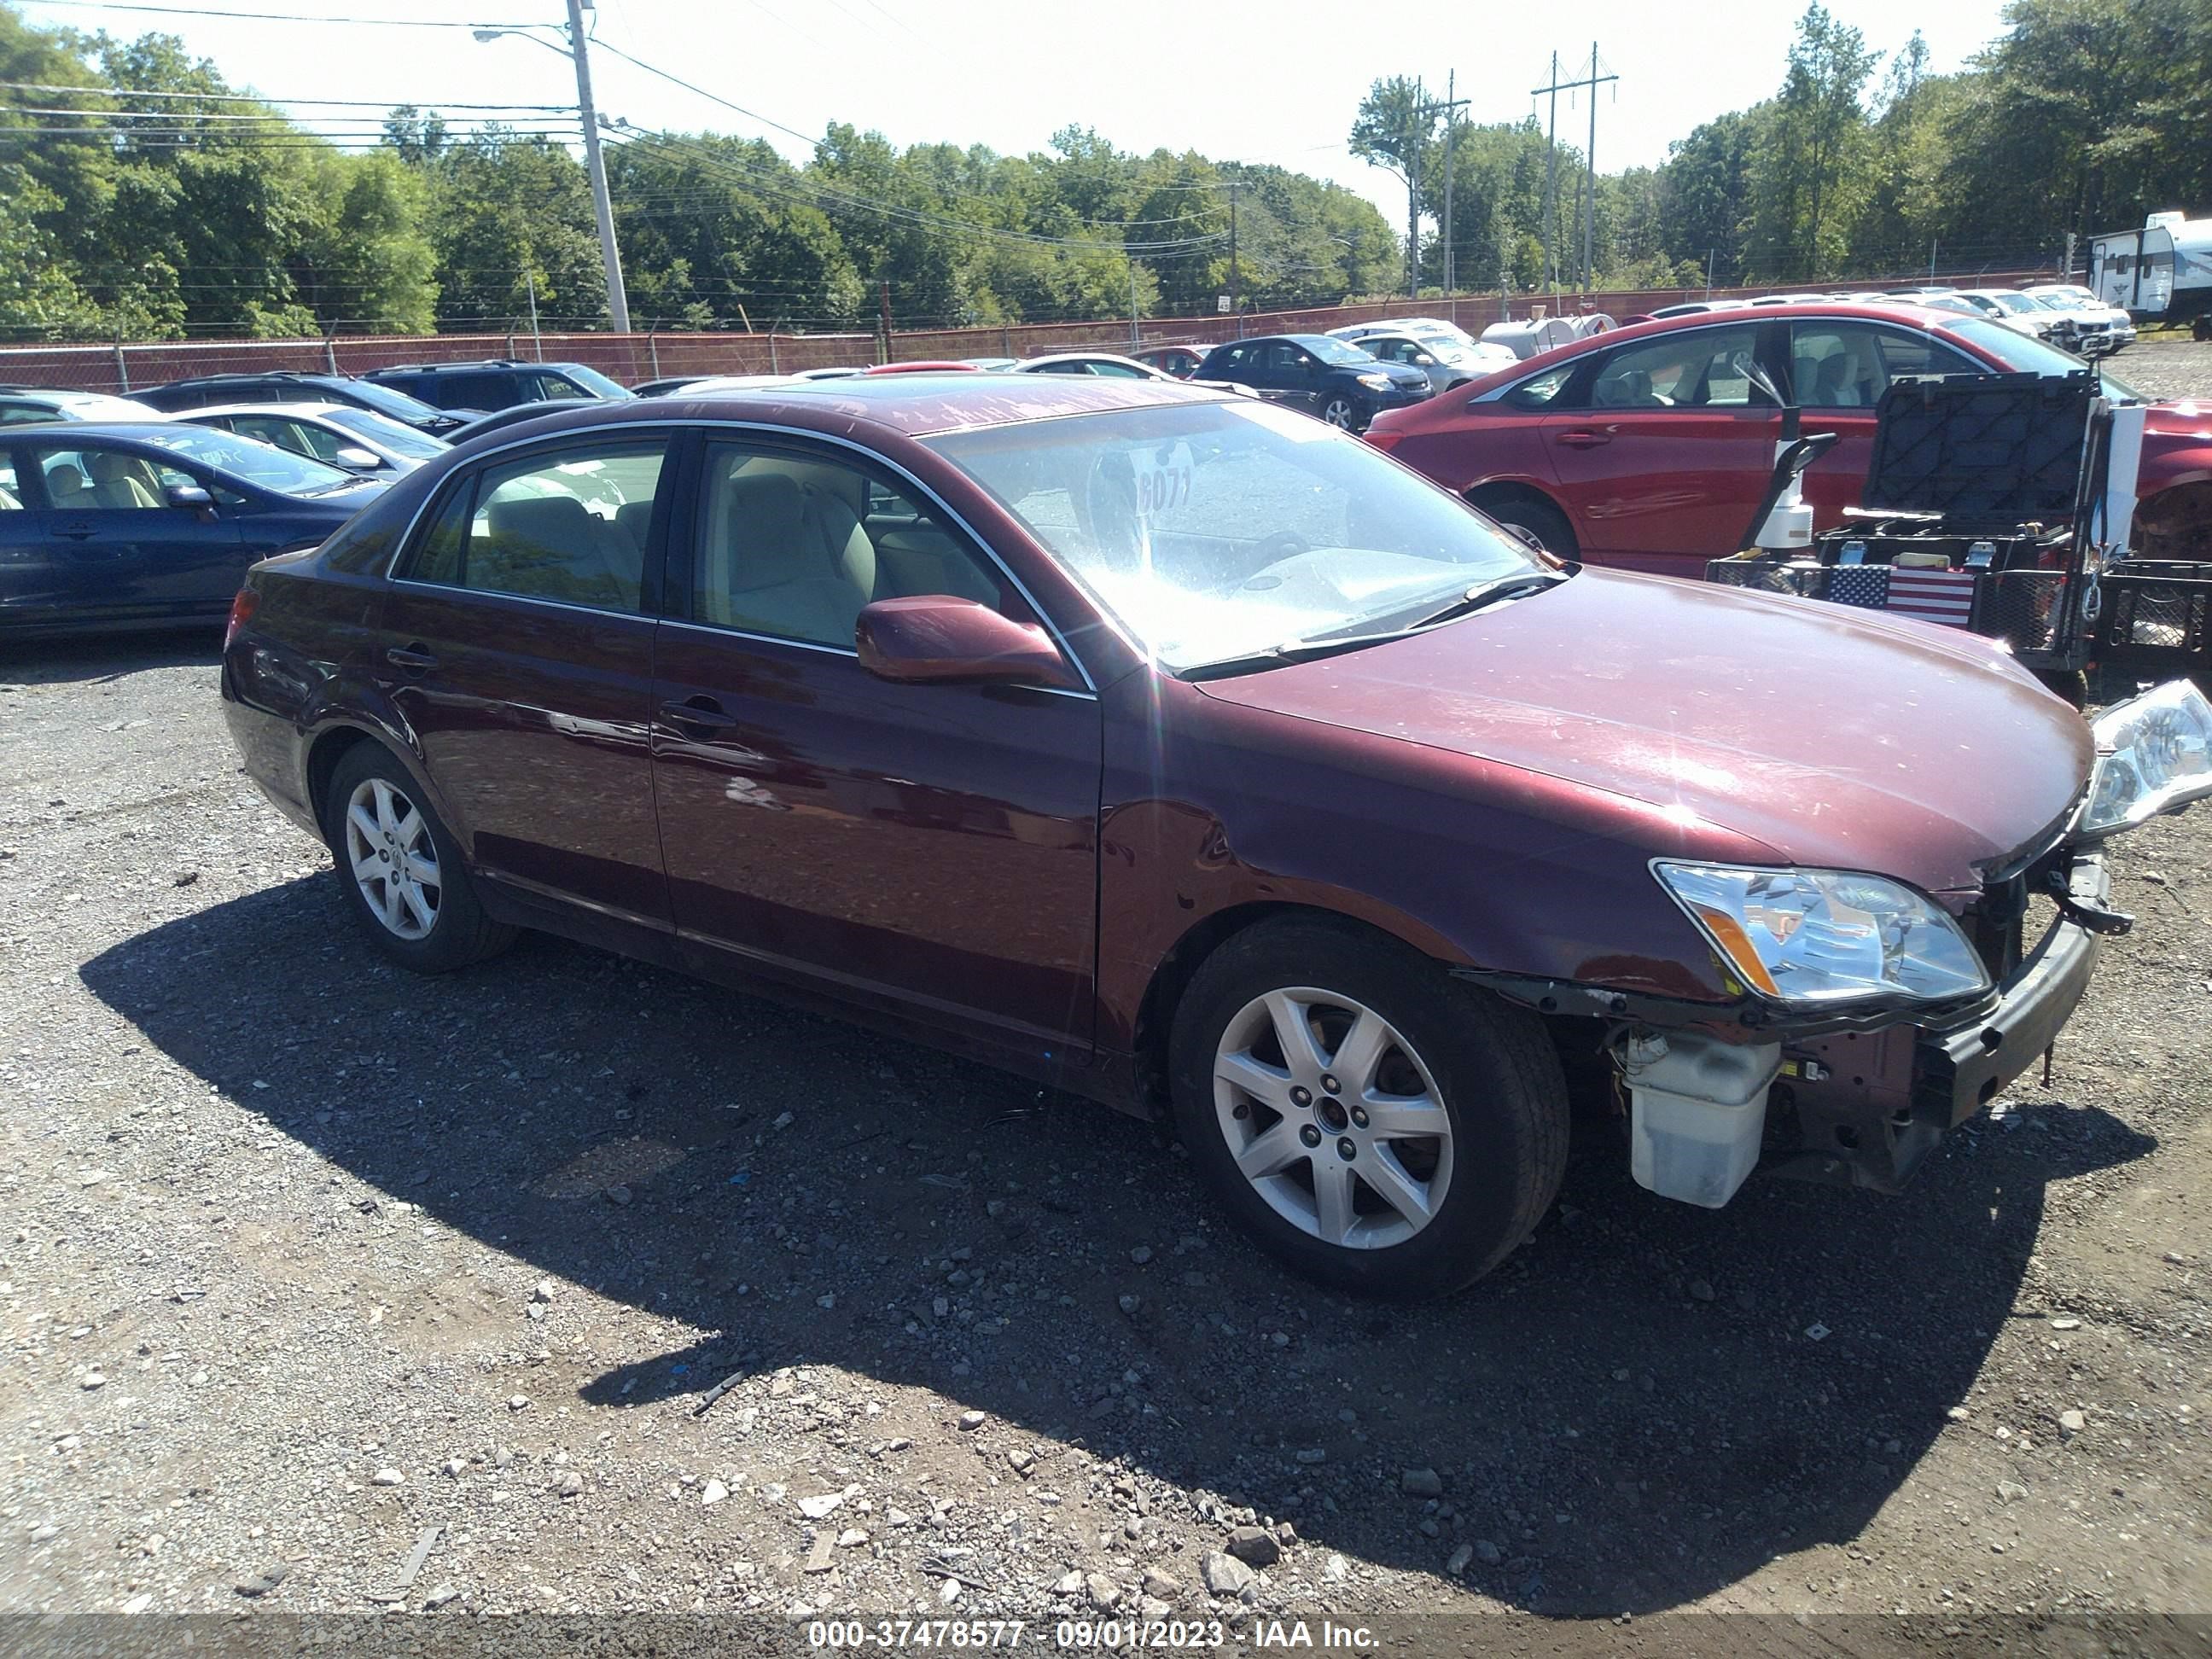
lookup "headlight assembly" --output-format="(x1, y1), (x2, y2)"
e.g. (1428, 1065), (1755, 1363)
(1654, 863), (1991, 1006)
(2073, 679), (2212, 839)
(1355, 372), (1392, 391)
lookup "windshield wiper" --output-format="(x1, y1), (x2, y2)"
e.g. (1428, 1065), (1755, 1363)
(1181, 571), (1569, 681)
(1400, 570), (1568, 630)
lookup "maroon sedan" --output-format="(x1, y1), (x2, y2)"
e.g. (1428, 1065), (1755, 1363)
(1131, 344), (1209, 379)
(220, 375), (2211, 1296)
(1366, 301), (2212, 573)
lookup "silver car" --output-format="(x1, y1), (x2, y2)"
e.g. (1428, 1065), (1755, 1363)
(178, 401), (450, 475)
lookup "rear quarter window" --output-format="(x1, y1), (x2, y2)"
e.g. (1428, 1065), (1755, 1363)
(1503, 364), (1579, 410)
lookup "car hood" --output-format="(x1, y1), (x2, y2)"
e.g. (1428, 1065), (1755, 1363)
(1194, 569), (2091, 895)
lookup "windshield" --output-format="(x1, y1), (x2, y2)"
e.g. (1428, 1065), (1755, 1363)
(561, 364), (634, 399)
(345, 378), (448, 424)
(134, 426), (360, 494)
(322, 405), (448, 458)
(926, 399), (1540, 672)
(1948, 317), (2144, 402)
(1306, 337), (1384, 367)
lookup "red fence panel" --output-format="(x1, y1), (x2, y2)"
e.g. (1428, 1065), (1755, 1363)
(0, 268), (2056, 393)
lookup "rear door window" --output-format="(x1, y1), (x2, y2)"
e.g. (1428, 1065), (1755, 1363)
(400, 440), (667, 613)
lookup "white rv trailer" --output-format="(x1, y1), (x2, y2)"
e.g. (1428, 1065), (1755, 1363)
(2087, 211), (2212, 337)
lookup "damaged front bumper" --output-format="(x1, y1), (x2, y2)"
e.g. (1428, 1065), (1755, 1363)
(1456, 853), (2116, 1202)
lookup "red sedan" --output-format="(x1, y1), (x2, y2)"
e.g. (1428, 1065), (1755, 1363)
(1366, 302), (2212, 574)
(1131, 344), (1210, 379)
(219, 375), (2207, 1295)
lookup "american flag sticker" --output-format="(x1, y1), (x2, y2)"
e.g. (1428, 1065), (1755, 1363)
(1824, 566), (1890, 609)
(1883, 567), (1977, 627)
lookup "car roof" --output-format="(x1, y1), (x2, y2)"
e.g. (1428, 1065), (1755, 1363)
(373, 358), (584, 373)
(154, 370), (344, 386)
(516, 371), (1232, 439)
(1467, 300), (1972, 385)
(3, 420), (211, 441)
(187, 400), (355, 419)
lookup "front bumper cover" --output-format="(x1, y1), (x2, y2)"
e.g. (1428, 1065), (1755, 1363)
(1458, 853), (2112, 1196)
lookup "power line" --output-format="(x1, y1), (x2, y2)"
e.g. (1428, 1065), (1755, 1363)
(0, 79), (572, 109)
(17, 1), (539, 26)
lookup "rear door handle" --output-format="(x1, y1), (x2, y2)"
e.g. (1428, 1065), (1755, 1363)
(1555, 429), (1611, 448)
(55, 521), (96, 540)
(385, 643), (438, 672)
(660, 696), (738, 731)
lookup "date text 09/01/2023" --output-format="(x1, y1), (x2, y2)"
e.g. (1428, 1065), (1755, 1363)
(805, 1620), (1381, 1649)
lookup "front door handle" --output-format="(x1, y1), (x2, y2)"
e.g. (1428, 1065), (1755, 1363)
(660, 696), (738, 731)
(1555, 429), (1612, 448)
(54, 521), (96, 540)
(385, 643), (438, 672)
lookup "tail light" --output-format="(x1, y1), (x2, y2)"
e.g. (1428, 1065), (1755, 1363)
(224, 586), (258, 650)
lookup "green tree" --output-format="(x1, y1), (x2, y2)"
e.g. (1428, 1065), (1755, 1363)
(1747, 4), (1880, 279)
(1349, 76), (1436, 292)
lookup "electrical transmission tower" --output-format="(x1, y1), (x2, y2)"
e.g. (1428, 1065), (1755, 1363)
(1532, 44), (1618, 294)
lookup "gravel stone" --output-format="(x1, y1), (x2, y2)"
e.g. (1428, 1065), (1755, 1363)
(1225, 1523), (1279, 1566)
(1199, 1551), (1254, 1598)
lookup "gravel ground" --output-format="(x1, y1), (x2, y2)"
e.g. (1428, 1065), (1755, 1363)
(3, 344), (2210, 1643)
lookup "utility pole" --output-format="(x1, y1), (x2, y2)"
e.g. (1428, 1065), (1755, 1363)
(1540, 51), (1558, 295)
(1532, 47), (1617, 294)
(1404, 79), (1424, 300)
(527, 270), (543, 359)
(1129, 261), (1139, 350)
(1580, 42), (1598, 294)
(1228, 180), (1242, 338)
(564, 0), (630, 334)
(1434, 73), (1470, 299)
(878, 279), (893, 364)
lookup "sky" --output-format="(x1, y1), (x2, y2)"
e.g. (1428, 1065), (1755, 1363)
(19, 0), (2018, 224)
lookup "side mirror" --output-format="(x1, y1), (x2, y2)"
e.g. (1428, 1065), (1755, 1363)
(165, 482), (216, 515)
(335, 446), (383, 469)
(1413, 352), (1436, 366)
(855, 595), (1080, 690)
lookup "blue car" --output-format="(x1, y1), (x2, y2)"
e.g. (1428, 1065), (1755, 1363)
(0, 422), (384, 640)
(1191, 334), (1431, 431)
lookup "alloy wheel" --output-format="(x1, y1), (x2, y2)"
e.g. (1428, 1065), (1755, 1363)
(1212, 987), (1453, 1249)
(342, 776), (441, 941)
(1320, 396), (1359, 428)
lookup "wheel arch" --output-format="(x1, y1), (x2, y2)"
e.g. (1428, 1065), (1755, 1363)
(1464, 478), (1569, 524)
(1129, 899), (1449, 1115)
(303, 716), (451, 849)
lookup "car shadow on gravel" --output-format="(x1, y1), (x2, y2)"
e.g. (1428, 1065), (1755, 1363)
(83, 876), (2157, 1618)
(0, 629), (218, 686)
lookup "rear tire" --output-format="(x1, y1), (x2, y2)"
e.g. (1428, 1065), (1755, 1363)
(323, 743), (515, 974)
(1475, 494), (1579, 560)
(1167, 918), (1569, 1299)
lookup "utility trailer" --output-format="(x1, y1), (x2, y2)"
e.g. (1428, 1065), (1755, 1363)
(2088, 211), (2212, 339)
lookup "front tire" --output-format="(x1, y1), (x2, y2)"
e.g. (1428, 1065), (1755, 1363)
(1318, 392), (1368, 431)
(1168, 918), (1569, 1299)
(323, 743), (515, 973)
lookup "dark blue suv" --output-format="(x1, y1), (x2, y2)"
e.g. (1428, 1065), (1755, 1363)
(0, 422), (383, 639)
(1193, 335), (1430, 430)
